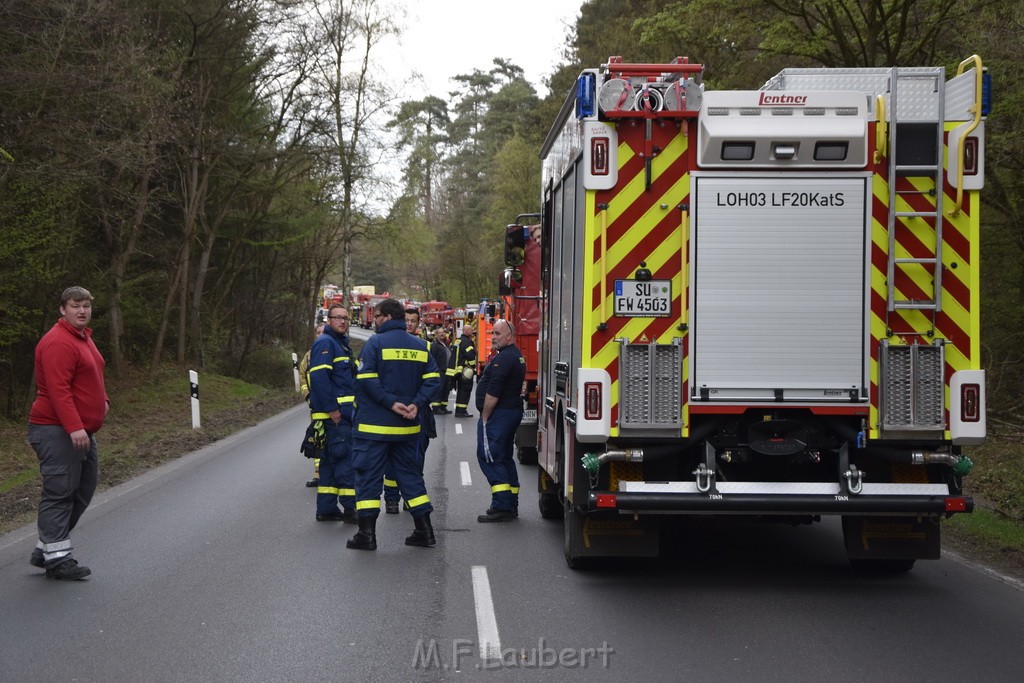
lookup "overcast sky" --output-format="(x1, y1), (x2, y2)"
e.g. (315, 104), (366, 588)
(378, 0), (583, 99)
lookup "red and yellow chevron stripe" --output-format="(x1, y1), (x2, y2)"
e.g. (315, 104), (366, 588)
(868, 124), (980, 438)
(582, 121), (690, 436)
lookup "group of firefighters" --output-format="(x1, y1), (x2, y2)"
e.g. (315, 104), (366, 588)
(297, 298), (526, 550)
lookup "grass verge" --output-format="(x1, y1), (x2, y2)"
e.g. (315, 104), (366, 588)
(946, 427), (1024, 578)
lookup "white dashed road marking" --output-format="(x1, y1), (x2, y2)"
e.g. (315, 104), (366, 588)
(471, 566), (501, 660)
(455, 423), (463, 435)
(460, 461), (472, 486)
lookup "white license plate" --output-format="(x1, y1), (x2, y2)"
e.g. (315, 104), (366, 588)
(614, 279), (672, 317)
(522, 409), (537, 422)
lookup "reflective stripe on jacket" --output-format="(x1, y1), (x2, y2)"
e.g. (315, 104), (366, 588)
(446, 332), (477, 376)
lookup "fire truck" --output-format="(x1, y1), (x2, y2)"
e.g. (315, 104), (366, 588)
(501, 214), (543, 464)
(525, 55), (988, 569)
(419, 300), (454, 330)
(317, 285), (343, 323)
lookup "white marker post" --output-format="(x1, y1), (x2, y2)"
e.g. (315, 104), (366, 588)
(189, 370), (201, 429)
(292, 352), (300, 392)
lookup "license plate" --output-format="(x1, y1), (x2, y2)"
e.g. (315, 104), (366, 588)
(522, 409), (537, 423)
(614, 279), (672, 317)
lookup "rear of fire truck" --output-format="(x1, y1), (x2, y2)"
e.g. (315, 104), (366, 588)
(533, 55), (988, 570)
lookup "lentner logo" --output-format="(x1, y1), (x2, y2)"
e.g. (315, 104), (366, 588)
(759, 93), (808, 106)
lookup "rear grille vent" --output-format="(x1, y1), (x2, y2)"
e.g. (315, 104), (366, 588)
(619, 343), (683, 429)
(881, 342), (944, 430)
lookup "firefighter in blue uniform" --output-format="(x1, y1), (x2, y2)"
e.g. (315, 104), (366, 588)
(308, 304), (358, 523)
(475, 319), (526, 522)
(348, 298), (441, 550)
(447, 321), (477, 417)
(383, 307), (441, 513)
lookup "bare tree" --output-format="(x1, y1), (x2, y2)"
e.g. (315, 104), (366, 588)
(300, 0), (395, 304)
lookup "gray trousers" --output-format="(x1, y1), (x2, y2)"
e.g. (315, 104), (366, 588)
(27, 424), (99, 565)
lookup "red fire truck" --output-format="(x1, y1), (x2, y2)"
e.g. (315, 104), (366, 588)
(501, 214), (543, 464)
(527, 55), (988, 569)
(419, 300), (454, 330)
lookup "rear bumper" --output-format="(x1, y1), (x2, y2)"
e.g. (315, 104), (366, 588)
(589, 481), (972, 516)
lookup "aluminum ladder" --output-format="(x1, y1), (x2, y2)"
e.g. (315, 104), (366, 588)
(886, 67), (946, 335)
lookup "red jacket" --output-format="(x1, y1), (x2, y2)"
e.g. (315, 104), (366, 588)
(29, 319), (109, 434)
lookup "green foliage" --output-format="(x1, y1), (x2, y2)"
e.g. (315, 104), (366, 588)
(235, 346), (295, 389)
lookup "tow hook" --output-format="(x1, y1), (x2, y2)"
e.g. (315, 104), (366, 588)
(694, 463), (715, 493)
(843, 465), (864, 495)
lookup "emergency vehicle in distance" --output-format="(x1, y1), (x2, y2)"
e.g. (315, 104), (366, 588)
(522, 54), (988, 569)
(497, 214), (543, 465)
(317, 284), (343, 323)
(419, 300), (455, 332)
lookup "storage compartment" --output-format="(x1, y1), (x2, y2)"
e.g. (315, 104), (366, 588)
(690, 174), (870, 401)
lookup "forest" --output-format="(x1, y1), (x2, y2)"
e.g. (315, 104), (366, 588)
(1, 0), (1022, 424)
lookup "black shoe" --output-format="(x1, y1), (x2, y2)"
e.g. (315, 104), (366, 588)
(30, 548), (44, 568)
(405, 514), (436, 547)
(45, 558), (91, 581)
(385, 500), (400, 514)
(316, 511), (345, 522)
(433, 407), (451, 415)
(305, 478), (319, 488)
(454, 411), (473, 418)
(341, 509), (359, 524)
(347, 517), (377, 550)
(477, 508), (516, 523)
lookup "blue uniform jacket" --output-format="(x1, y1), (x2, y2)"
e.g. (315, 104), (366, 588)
(355, 319), (441, 441)
(308, 327), (356, 422)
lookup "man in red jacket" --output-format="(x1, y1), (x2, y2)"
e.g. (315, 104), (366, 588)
(27, 286), (109, 580)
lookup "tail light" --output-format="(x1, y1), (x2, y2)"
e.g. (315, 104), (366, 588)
(961, 383), (980, 422)
(591, 137), (610, 176)
(584, 382), (602, 420)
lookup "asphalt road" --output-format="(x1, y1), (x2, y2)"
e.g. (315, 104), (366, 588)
(2, 391), (1023, 682)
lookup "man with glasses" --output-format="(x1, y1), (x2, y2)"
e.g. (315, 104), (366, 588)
(308, 304), (358, 523)
(347, 299), (441, 550)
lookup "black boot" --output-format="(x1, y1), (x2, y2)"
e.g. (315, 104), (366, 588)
(346, 516), (377, 550)
(405, 513), (436, 547)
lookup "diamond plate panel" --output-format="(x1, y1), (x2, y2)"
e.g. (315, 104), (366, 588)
(945, 68), (979, 121)
(892, 74), (941, 122)
(761, 67), (946, 121)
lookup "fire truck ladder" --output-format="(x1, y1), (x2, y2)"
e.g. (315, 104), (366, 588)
(886, 67), (946, 335)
